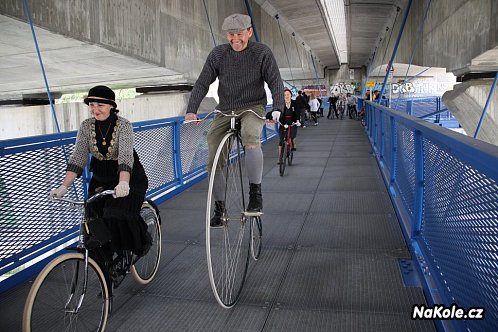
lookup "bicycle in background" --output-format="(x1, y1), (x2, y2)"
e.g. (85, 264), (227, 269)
(22, 190), (162, 332)
(279, 122), (300, 176)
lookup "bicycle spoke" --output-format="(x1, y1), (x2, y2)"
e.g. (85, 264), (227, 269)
(206, 132), (251, 308)
(24, 254), (108, 331)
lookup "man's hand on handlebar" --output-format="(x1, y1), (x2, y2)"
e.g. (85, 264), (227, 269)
(185, 112), (199, 123)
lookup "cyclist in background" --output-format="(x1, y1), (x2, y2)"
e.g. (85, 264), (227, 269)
(184, 14), (284, 226)
(346, 92), (358, 119)
(274, 88), (300, 163)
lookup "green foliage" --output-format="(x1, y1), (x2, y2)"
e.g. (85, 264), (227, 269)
(56, 88), (139, 104)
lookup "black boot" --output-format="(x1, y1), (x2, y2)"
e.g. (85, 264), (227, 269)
(210, 201), (225, 228)
(247, 183), (263, 212)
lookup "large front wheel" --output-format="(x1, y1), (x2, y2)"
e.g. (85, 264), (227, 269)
(23, 253), (109, 332)
(206, 132), (251, 308)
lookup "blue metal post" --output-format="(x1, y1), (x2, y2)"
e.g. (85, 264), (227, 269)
(23, 0), (60, 133)
(412, 130), (424, 237)
(407, 100), (413, 116)
(378, 0), (413, 103)
(202, 0), (217, 47)
(310, 54), (323, 99)
(244, 0), (260, 42)
(173, 120), (184, 185)
(379, 110), (385, 167)
(474, 72), (498, 138)
(389, 116), (397, 197)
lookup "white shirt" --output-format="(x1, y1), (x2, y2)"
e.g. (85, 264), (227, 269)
(308, 98), (320, 112)
(347, 95), (357, 105)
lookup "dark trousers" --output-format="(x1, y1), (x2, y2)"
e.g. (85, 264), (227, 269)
(328, 105), (337, 118)
(310, 112), (318, 124)
(299, 109), (307, 126)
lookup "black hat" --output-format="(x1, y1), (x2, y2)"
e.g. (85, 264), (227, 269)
(84, 85), (117, 108)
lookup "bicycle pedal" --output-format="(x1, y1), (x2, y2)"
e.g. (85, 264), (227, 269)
(243, 211), (263, 217)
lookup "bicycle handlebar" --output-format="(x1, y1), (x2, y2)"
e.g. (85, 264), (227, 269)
(49, 190), (115, 206)
(184, 109), (266, 124)
(283, 122), (300, 129)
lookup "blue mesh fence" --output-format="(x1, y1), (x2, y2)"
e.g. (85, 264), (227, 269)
(390, 97), (460, 128)
(0, 113), (277, 292)
(361, 96), (460, 129)
(365, 101), (498, 331)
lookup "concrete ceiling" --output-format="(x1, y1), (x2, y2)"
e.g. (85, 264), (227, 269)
(0, 1), (400, 100)
(345, 0), (399, 68)
(0, 14), (183, 100)
(261, 0), (398, 69)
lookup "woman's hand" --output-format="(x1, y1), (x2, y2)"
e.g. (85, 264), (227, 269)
(48, 185), (67, 199)
(114, 181), (130, 198)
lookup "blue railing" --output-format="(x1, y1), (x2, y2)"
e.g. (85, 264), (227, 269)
(359, 96), (460, 129)
(364, 101), (498, 332)
(0, 114), (277, 293)
(390, 96), (460, 128)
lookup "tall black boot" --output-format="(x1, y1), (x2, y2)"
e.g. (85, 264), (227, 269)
(210, 201), (225, 227)
(247, 183), (263, 212)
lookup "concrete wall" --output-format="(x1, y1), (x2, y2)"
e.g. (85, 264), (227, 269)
(371, 0), (498, 75)
(0, 93), (217, 140)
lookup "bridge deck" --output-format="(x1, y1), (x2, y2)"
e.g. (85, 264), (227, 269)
(0, 117), (435, 331)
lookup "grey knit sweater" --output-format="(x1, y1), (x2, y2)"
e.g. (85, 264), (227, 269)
(186, 41), (284, 114)
(67, 115), (134, 176)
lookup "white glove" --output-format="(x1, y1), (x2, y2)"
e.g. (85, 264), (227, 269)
(272, 110), (281, 122)
(114, 181), (130, 198)
(296, 121), (301, 127)
(49, 185), (67, 199)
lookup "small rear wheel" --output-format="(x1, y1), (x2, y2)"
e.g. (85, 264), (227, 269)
(132, 200), (162, 284)
(251, 216), (262, 260)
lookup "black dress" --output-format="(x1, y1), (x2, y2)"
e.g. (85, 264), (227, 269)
(89, 112), (149, 256)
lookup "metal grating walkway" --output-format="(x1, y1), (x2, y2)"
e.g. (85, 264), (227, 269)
(0, 118), (435, 331)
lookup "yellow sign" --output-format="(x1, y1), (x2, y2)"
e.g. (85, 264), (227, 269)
(366, 81), (375, 88)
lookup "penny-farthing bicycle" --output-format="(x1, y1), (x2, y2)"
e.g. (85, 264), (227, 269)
(187, 109), (264, 308)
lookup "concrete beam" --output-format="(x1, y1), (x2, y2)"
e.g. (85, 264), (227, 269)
(443, 79), (498, 145)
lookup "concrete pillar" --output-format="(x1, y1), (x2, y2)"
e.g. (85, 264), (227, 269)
(442, 79), (498, 145)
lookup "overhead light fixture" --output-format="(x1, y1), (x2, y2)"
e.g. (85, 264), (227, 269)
(320, 0), (347, 63)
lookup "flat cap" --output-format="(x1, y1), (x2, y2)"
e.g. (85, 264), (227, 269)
(222, 14), (252, 32)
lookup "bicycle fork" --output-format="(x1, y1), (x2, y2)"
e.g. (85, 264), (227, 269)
(64, 250), (90, 314)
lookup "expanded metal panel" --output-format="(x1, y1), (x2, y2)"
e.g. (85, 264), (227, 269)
(422, 139), (498, 331)
(1, 112), (279, 291)
(0, 142), (84, 264)
(179, 118), (212, 175)
(134, 125), (175, 191)
(395, 124), (415, 218)
(382, 112), (393, 174)
(265, 123), (278, 140)
(411, 98), (437, 118)
(390, 97), (458, 127)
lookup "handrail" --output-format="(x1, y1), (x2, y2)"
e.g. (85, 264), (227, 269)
(364, 100), (498, 332)
(0, 113), (278, 293)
